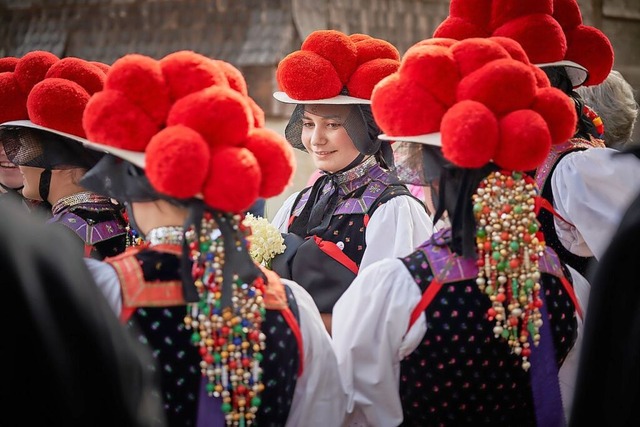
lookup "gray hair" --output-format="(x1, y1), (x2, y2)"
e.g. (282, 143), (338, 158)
(576, 70), (638, 149)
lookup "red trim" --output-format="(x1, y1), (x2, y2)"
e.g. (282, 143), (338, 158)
(363, 214), (370, 227)
(83, 244), (93, 258)
(288, 215), (296, 228)
(535, 196), (573, 226)
(282, 307), (304, 377)
(560, 276), (583, 320)
(313, 235), (359, 275)
(407, 279), (443, 333)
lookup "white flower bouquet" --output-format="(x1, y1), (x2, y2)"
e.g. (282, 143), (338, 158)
(243, 213), (286, 269)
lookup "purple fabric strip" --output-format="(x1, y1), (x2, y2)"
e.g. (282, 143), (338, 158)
(529, 294), (566, 427)
(196, 376), (226, 427)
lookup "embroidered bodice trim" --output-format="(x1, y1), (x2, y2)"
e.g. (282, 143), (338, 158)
(146, 226), (184, 246)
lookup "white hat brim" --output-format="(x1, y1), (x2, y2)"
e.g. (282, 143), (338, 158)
(379, 132), (442, 147)
(273, 91), (371, 105)
(0, 119), (146, 168)
(535, 60), (589, 88)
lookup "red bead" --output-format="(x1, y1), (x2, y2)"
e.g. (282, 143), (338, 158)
(199, 347), (208, 356)
(501, 232), (510, 241)
(509, 259), (520, 268)
(204, 354), (213, 364)
(495, 293), (506, 302)
(522, 348), (531, 357)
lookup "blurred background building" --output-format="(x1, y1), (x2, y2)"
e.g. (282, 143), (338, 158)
(1, 0), (638, 218)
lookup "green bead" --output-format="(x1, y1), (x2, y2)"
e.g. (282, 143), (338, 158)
(477, 229), (487, 238)
(528, 319), (536, 336)
(514, 205), (523, 214)
(512, 172), (522, 180)
(509, 241), (519, 251)
(191, 332), (200, 344)
(528, 222), (539, 233)
(525, 278), (534, 290)
(239, 417), (246, 427)
(254, 352), (263, 362)
(491, 241), (500, 250)
(233, 324), (243, 334)
(214, 352), (221, 363)
(501, 329), (510, 339)
(473, 203), (483, 213)
(492, 251), (501, 261)
(484, 285), (494, 295)
(221, 402), (232, 413)
(497, 261), (507, 272)
(200, 241), (211, 252)
(206, 382), (215, 393)
(251, 396), (262, 407)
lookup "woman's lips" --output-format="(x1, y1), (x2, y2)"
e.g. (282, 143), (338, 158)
(0, 161), (17, 169)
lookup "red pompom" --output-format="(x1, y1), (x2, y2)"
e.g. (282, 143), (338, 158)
(83, 90), (159, 151)
(203, 146), (261, 213)
(347, 58), (399, 100)
(531, 87), (577, 144)
(451, 38), (510, 77)
(13, 51), (59, 93)
(45, 58), (105, 95)
(531, 65), (551, 88)
(276, 51), (342, 100)
(409, 38), (458, 50)
(449, 0), (492, 28)
(301, 30), (358, 84)
(493, 14), (567, 64)
(0, 57), (19, 73)
(243, 127), (295, 198)
(27, 78), (89, 137)
(160, 51), (229, 101)
(457, 59), (537, 116)
(489, 0), (552, 30)
(167, 86), (253, 148)
(247, 97), (265, 128)
(400, 44), (459, 106)
(566, 25), (614, 86)
(145, 125), (211, 199)
(106, 54), (171, 126)
(350, 33), (372, 43)
(488, 36), (530, 64)
(440, 100), (498, 168)
(213, 59), (248, 96)
(494, 110), (551, 170)
(433, 16), (490, 40)
(89, 61), (111, 75)
(0, 73), (28, 123)
(354, 38), (400, 65)
(371, 74), (447, 138)
(552, 0), (583, 31)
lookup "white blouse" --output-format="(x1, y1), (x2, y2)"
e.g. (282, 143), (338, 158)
(85, 258), (348, 427)
(331, 257), (590, 426)
(550, 148), (640, 259)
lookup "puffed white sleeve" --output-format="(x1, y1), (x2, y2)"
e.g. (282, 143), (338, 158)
(550, 148), (640, 259)
(360, 195), (434, 270)
(84, 257), (122, 316)
(282, 278), (348, 427)
(271, 191), (300, 233)
(332, 258), (426, 427)
(558, 265), (591, 422)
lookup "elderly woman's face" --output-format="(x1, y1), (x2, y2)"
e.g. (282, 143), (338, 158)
(300, 104), (361, 173)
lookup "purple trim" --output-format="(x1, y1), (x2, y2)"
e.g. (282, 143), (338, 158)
(49, 211), (126, 244)
(196, 377), (225, 426)
(529, 292), (566, 427)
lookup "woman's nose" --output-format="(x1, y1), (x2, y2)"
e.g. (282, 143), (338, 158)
(310, 128), (327, 146)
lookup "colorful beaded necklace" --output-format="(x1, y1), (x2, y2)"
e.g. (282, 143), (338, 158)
(183, 211), (266, 426)
(472, 170), (545, 371)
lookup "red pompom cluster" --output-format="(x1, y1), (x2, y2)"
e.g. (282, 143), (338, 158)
(83, 51), (295, 213)
(433, 0), (613, 86)
(276, 30), (401, 101)
(0, 51), (109, 137)
(371, 37), (577, 171)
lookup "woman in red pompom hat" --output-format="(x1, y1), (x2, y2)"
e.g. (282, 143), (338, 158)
(271, 30), (433, 334)
(333, 37), (589, 427)
(434, 0), (640, 277)
(0, 52), (130, 260)
(78, 50), (347, 427)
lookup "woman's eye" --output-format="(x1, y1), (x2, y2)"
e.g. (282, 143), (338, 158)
(302, 122), (314, 128)
(327, 123), (341, 129)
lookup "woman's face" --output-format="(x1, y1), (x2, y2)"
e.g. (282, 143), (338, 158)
(300, 104), (361, 173)
(0, 144), (24, 190)
(18, 165), (44, 201)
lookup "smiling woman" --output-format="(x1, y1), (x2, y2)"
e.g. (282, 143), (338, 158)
(269, 30), (434, 334)
(0, 143), (23, 191)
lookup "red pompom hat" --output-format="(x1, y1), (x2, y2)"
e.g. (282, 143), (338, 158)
(82, 50), (295, 213)
(433, 0), (614, 88)
(372, 37), (577, 172)
(274, 30), (400, 104)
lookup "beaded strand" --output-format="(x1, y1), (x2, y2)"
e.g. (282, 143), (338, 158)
(472, 171), (545, 371)
(183, 211), (266, 426)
